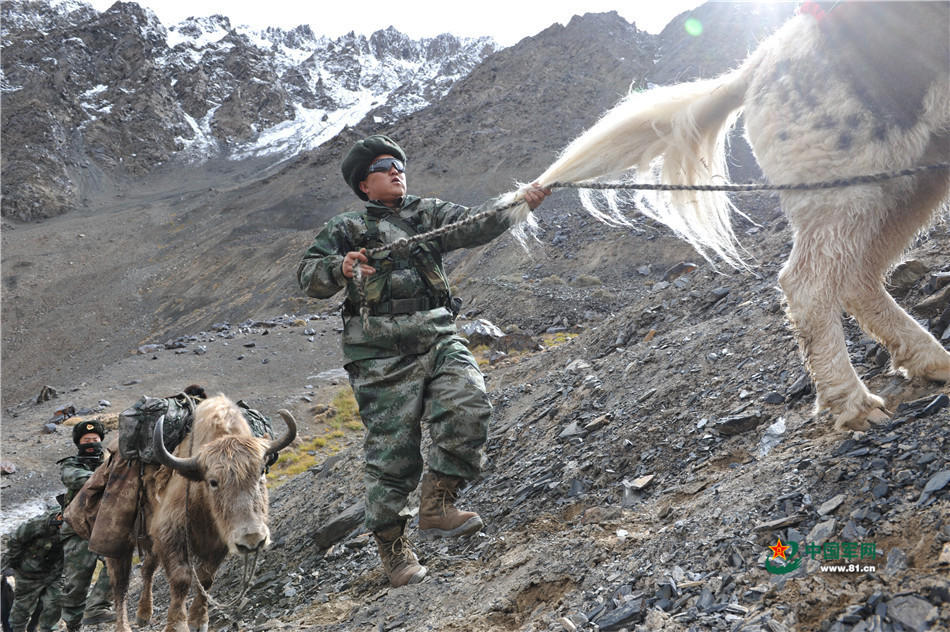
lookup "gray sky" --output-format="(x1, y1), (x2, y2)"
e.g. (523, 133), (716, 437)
(85, 0), (708, 45)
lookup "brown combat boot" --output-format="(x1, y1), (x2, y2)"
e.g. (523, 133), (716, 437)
(418, 471), (484, 538)
(373, 523), (427, 587)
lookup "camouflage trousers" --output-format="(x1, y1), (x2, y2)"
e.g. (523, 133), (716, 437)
(8, 572), (61, 632)
(347, 335), (491, 532)
(61, 532), (113, 628)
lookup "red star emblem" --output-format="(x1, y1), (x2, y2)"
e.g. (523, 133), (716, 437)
(768, 537), (791, 560)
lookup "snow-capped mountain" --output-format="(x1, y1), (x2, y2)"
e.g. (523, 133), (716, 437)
(0, 0), (496, 220)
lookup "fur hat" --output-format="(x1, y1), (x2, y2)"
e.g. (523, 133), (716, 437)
(183, 384), (207, 400)
(341, 135), (406, 200)
(72, 419), (105, 446)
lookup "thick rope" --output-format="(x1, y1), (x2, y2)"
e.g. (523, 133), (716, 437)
(190, 550), (259, 622)
(350, 161), (949, 326)
(359, 162), (949, 258)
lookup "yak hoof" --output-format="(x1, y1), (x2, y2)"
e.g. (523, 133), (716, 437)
(189, 624), (209, 632)
(835, 406), (890, 432)
(136, 615), (151, 626)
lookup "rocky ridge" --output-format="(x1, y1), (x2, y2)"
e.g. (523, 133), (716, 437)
(0, 0), (496, 220)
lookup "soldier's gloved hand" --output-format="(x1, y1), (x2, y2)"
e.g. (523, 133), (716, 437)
(342, 248), (376, 279)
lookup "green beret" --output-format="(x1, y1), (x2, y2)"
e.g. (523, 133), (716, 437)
(341, 135), (407, 200)
(73, 419), (105, 445)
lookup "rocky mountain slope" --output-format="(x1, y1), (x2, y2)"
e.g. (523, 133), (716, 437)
(184, 194), (947, 632)
(0, 0), (495, 221)
(1, 2), (948, 631)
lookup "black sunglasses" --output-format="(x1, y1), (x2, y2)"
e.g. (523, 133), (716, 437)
(366, 157), (405, 177)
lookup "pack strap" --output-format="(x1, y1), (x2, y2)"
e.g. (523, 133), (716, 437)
(376, 211), (424, 244)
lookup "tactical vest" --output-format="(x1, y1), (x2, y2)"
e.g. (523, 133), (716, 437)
(344, 210), (453, 317)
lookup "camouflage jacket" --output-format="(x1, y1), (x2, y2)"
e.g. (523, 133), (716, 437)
(59, 453), (104, 538)
(59, 454), (103, 507)
(1, 512), (63, 578)
(297, 195), (512, 361)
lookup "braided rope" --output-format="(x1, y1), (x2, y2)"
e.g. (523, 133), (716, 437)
(360, 162), (948, 257)
(191, 549), (260, 623)
(360, 203), (518, 259)
(350, 161), (949, 325)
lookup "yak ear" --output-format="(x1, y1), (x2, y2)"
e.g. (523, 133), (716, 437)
(265, 410), (297, 460)
(152, 415), (203, 481)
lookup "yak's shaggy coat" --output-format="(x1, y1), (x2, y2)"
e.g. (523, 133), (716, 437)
(107, 395), (295, 632)
(509, 2), (950, 429)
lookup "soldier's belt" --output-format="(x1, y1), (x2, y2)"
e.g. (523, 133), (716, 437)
(372, 296), (440, 315)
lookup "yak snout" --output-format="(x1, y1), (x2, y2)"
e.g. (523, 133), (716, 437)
(233, 525), (270, 554)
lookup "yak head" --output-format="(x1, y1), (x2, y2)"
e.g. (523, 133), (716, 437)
(153, 395), (296, 554)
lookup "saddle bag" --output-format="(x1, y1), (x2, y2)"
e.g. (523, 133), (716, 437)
(116, 394), (198, 463)
(118, 394), (275, 464)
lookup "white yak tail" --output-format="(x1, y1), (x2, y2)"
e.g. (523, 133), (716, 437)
(506, 67), (751, 267)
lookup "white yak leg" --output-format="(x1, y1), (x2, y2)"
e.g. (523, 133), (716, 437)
(846, 283), (950, 383)
(779, 217), (887, 431)
(844, 171), (950, 384)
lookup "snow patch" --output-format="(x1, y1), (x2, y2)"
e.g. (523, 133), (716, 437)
(231, 97), (380, 159)
(81, 84), (108, 98)
(167, 20), (229, 49)
(49, 0), (87, 14)
(0, 70), (22, 93)
(177, 107), (222, 161)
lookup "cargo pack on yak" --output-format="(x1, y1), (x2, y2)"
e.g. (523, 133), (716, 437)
(118, 388), (276, 463)
(64, 385), (278, 559)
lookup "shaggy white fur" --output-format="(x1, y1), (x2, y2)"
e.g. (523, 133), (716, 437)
(507, 6), (950, 430)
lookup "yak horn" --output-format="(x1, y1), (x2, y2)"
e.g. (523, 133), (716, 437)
(152, 415), (203, 481)
(266, 410), (297, 457)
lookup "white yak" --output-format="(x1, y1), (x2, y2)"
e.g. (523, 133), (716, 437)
(508, 2), (949, 430)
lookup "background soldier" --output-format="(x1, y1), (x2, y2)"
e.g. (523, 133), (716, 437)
(297, 135), (549, 587)
(58, 421), (114, 630)
(1, 509), (64, 632)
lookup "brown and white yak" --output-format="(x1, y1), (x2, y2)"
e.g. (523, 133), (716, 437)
(106, 395), (296, 632)
(507, 1), (950, 430)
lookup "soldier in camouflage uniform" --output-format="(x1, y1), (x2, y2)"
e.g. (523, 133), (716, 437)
(297, 135), (549, 586)
(1, 510), (64, 632)
(58, 420), (114, 630)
